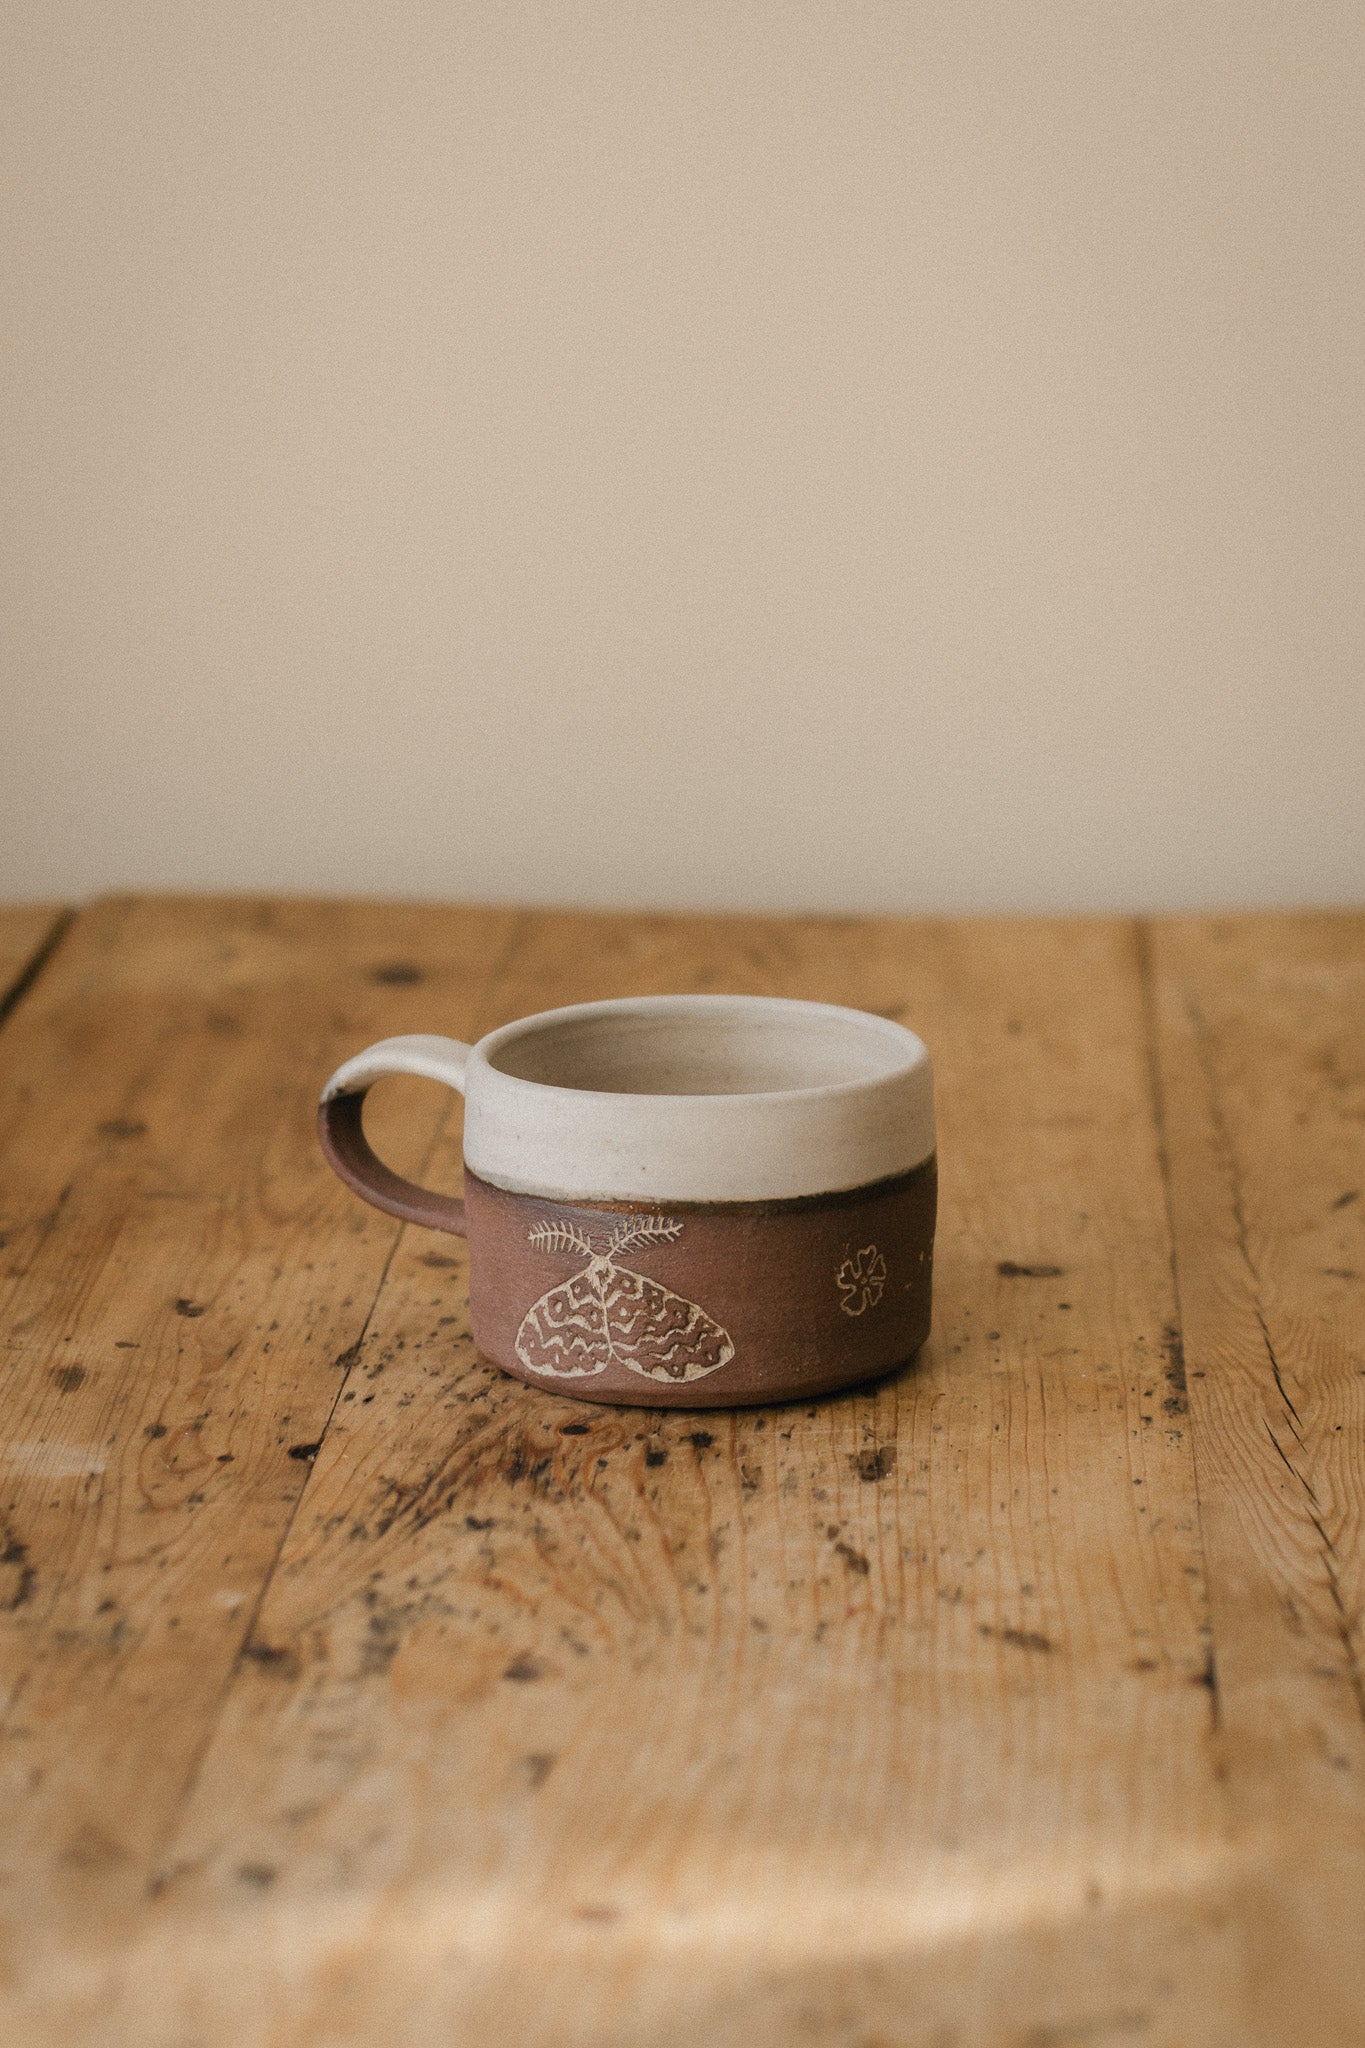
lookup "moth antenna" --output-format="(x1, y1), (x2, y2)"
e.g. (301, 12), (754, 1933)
(528, 1221), (594, 1257)
(607, 1215), (684, 1256)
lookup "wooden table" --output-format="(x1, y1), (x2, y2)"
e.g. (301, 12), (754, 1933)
(1, 897), (1362, 2047)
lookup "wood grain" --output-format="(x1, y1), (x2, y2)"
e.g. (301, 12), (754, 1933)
(106, 916), (1232, 2046)
(0, 906), (66, 1023)
(1146, 913), (1365, 2041)
(0, 898), (525, 2014)
(1, 899), (1360, 2046)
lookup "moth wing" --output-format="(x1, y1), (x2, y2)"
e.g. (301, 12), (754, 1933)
(600, 1266), (735, 1383)
(515, 1268), (609, 1378)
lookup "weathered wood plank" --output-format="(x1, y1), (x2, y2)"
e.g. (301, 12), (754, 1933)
(0, 906), (67, 1024)
(1146, 912), (1365, 2043)
(89, 914), (1240, 2047)
(0, 897), (528, 2012)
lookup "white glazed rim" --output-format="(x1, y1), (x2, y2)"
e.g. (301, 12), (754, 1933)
(463, 994), (935, 1205)
(471, 993), (927, 1105)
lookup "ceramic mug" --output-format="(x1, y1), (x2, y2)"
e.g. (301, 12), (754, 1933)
(318, 994), (935, 1408)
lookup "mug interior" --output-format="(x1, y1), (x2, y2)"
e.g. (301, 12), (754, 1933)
(484, 999), (913, 1098)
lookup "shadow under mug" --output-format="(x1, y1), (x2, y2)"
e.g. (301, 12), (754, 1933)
(318, 993), (936, 1409)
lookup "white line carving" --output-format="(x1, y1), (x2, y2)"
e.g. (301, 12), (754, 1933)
(515, 1216), (736, 1384)
(837, 1245), (887, 1316)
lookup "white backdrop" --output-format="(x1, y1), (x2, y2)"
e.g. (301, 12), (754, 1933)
(3, 1), (1363, 913)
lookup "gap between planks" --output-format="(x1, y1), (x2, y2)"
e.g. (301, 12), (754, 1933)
(1134, 918), (1222, 1731)
(0, 907), (73, 1034)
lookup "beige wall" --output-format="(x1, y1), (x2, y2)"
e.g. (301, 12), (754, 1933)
(3, 2), (1362, 914)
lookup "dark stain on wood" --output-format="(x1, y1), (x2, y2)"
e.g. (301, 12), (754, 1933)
(61, 1823), (130, 1872)
(833, 1540), (870, 1576)
(1162, 1323), (1188, 1416)
(1191, 1648), (1222, 1733)
(501, 1439), (554, 1489)
(244, 1643), (302, 1681)
(503, 1653), (545, 1683)
(0, 1531), (35, 1611)
(980, 1624), (1055, 1654)
(358, 1602), (404, 1677)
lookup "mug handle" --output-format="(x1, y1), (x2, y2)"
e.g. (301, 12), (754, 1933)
(317, 1035), (471, 1236)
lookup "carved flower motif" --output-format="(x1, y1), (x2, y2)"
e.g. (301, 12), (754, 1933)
(837, 1245), (887, 1316)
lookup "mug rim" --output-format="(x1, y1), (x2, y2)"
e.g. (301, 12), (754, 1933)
(463, 992), (935, 1205)
(470, 992), (928, 1106)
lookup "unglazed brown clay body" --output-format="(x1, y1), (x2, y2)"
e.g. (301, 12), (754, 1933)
(465, 1164), (935, 1407)
(318, 995), (936, 1408)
